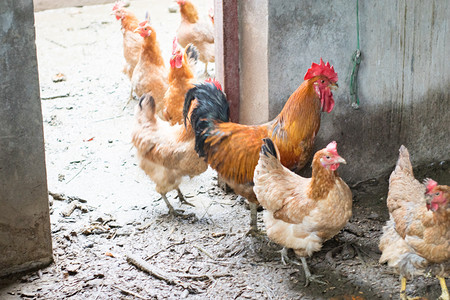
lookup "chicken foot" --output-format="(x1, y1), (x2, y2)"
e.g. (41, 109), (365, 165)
(176, 188), (195, 207)
(399, 276), (423, 300)
(161, 194), (195, 219)
(276, 249), (326, 286)
(300, 257), (326, 287)
(438, 276), (449, 300)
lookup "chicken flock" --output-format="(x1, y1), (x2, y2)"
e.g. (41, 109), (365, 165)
(112, 1), (449, 298)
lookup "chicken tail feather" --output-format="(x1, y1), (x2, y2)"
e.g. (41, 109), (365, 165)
(394, 145), (414, 178)
(183, 82), (229, 157)
(185, 43), (199, 69)
(261, 138), (279, 160)
(139, 93), (156, 123)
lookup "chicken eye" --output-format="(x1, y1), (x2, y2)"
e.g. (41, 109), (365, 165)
(435, 192), (441, 196)
(325, 155), (330, 160)
(321, 80), (325, 83)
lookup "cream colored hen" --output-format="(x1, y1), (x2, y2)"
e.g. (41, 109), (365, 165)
(131, 93), (207, 217)
(379, 145), (449, 300)
(253, 138), (352, 286)
(176, 0), (214, 75)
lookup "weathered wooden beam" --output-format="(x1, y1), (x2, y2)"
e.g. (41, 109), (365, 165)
(214, 0), (240, 122)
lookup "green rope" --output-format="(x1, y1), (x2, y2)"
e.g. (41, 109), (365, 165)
(350, 0), (361, 109)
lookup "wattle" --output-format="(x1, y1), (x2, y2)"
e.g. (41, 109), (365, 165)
(321, 88), (335, 113)
(330, 163), (339, 171)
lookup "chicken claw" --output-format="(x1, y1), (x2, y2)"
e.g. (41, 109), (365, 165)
(300, 257), (326, 286)
(278, 247), (293, 265)
(176, 188), (195, 207)
(399, 276), (424, 300)
(161, 194), (195, 219)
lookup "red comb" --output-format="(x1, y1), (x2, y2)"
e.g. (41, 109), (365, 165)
(304, 58), (338, 82)
(205, 78), (222, 91)
(424, 179), (438, 193)
(325, 141), (338, 155)
(112, 1), (125, 11)
(138, 20), (148, 27)
(172, 37), (179, 55)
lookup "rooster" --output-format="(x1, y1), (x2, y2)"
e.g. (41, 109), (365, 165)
(131, 20), (168, 114)
(253, 138), (352, 285)
(176, 0), (215, 75)
(162, 38), (198, 125)
(379, 145), (449, 300)
(184, 59), (339, 234)
(111, 1), (142, 80)
(132, 80), (224, 217)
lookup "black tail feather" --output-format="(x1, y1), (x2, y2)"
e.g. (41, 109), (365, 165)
(183, 82), (229, 157)
(261, 138), (278, 160)
(185, 43), (199, 65)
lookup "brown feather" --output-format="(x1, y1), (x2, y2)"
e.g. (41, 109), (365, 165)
(180, 1), (199, 23)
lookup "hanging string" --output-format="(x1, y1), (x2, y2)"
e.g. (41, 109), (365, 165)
(350, 0), (361, 109)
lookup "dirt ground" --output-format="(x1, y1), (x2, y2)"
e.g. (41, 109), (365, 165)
(0, 1), (449, 299)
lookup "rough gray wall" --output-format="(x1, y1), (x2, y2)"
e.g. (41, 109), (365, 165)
(238, 0), (269, 125)
(0, 0), (53, 276)
(267, 0), (450, 182)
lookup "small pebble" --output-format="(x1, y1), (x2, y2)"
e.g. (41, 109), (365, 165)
(168, 5), (178, 13)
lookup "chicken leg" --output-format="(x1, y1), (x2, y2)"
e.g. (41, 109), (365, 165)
(438, 276), (449, 300)
(123, 87), (134, 110)
(203, 62), (209, 76)
(279, 247), (291, 265)
(176, 188), (195, 207)
(300, 257), (326, 286)
(246, 202), (263, 236)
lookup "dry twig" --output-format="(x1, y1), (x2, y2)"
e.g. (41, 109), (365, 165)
(126, 254), (201, 294)
(193, 244), (215, 260)
(114, 286), (148, 299)
(60, 201), (81, 217)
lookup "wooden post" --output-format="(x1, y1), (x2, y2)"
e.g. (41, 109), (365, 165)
(214, 0), (240, 122)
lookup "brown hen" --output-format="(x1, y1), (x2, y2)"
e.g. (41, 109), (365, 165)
(379, 145), (449, 300)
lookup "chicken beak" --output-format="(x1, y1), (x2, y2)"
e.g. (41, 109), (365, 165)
(335, 156), (346, 164)
(329, 82), (339, 90)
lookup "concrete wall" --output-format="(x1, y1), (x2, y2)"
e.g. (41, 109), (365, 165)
(0, 0), (53, 276)
(240, 0), (449, 182)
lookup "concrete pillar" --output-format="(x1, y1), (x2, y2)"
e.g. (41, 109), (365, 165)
(0, 0), (53, 276)
(238, 0), (268, 125)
